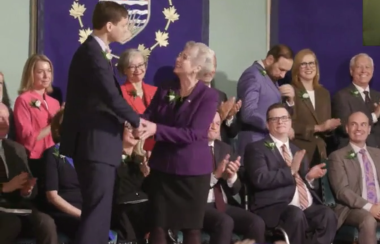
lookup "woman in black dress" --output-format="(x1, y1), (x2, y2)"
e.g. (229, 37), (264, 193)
(112, 126), (150, 243)
(43, 109), (81, 239)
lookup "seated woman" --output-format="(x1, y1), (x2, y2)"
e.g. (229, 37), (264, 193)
(112, 125), (150, 243)
(43, 109), (81, 239)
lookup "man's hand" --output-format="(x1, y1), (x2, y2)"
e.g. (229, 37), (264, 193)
(20, 178), (37, 196)
(218, 97), (235, 121)
(288, 128), (295, 140)
(279, 84), (295, 101)
(226, 100), (242, 119)
(290, 150), (306, 174)
(214, 154), (230, 179)
(370, 204), (380, 219)
(306, 163), (326, 181)
(223, 156), (241, 180)
(2, 172), (29, 193)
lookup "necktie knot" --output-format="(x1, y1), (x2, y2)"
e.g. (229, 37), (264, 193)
(359, 148), (366, 155)
(363, 91), (369, 96)
(281, 144), (287, 151)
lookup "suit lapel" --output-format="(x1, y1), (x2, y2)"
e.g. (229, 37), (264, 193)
(344, 144), (363, 193)
(264, 136), (287, 166)
(296, 85), (319, 123)
(214, 140), (223, 166)
(253, 62), (281, 101)
(314, 88), (326, 124)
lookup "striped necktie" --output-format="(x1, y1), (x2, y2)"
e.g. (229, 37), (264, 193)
(281, 144), (309, 210)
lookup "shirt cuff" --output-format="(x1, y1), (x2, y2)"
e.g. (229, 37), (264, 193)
(225, 116), (234, 127)
(227, 174), (238, 187)
(363, 203), (373, 212)
(286, 100), (294, 107)
(210, 174), (219, 187)
(305, 174), (314, 188)
(372, 113), (378, 123)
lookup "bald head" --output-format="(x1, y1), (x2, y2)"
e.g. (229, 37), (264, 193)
(346, 111), (370, 145)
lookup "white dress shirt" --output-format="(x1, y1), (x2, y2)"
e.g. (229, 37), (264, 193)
(207, 140), (237, 203)
(350, 143), (380, 211)
(352, 83), (378, 123)
(92, 35), (109, 52)
(269, 135), (313, 209)
(306, 90), (316, 108)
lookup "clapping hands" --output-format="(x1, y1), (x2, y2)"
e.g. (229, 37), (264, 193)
(132, 118), (157, 140)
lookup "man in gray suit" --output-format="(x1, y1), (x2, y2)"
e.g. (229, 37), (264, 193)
(329, 111), (380, 244)
(237, 44), (295, 160)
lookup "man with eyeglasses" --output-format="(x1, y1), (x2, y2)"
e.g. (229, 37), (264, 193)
(244, 103), (337, 244)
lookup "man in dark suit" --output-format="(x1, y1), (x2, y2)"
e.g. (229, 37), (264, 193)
(60, 2), (143, 244)
(201, 54), (241, 144)
(203, 112), (265, 244)
(0, 103), (57, 244)
(244, 103), (337, 244)
(332, 53), (380, 149)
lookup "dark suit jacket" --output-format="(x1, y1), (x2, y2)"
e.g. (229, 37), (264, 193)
(214, 88), (240, 143)
(60, 36), (140, 165)
(244, 136), (322, 228)
(142, 80), (219, 175)
(292, 85), (332, 164)
(213, 139), (241, 202)
(332, 83), (380, 148)
(0, 139), (37, 201)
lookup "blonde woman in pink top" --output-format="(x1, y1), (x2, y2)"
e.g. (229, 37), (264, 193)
(14, 54), (61, 196)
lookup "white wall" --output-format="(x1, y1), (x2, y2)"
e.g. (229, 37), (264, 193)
(209, 0), (268, 97)
(0, 1), (31, 105)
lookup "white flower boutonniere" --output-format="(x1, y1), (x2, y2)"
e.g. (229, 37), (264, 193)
(260, 69), (267, 76)
(102, 49), (112, 61)
(300, 91), (309, 100)
(345, 150), (357, 159)
(30, 99), (41, 110)
(350, 90), (359, 97)
(121, 154), (130, 164)
(166, 89), (181, 104)
(264, 141), (275, 150)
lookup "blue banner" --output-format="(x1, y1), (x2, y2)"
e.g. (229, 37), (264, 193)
(274, 0), (380, 94)
(38, 0), (209, 99)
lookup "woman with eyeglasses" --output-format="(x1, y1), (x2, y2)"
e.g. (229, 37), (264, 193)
(290, 49), (341, 170)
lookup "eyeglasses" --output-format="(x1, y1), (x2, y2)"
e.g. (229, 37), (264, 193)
(267, 116), (290, 123)
(128, 63), (146, 70)
(300, 62), (316, 68)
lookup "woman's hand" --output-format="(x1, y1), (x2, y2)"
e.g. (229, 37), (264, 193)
(139, 157), (150, 177)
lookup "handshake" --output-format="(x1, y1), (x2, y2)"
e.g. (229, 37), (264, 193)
(125, 118), (157, 140)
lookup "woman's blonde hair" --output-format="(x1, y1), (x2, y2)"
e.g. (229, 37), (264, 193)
(18, 54), (54, 95)
(133, 139), (146, 156)
(291, 49), (321, 89)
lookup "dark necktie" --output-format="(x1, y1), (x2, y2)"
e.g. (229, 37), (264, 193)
(0, 157), (8, 183)
(210, 146), (226, 212)
(363, 91), (374, 112)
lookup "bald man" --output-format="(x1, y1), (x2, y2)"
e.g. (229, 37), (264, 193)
(329, 111), (380, 244)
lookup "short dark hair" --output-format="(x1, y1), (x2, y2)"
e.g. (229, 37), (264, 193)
(92, 2), (129, 30)
(51, 109), (65, 144)
(266, 44), (294, 61)
(266, 103), (290, 121)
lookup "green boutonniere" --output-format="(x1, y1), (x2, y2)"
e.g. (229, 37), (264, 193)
(166, 89), (182, 104)
(121, 154), (131, 164)
(345, 150), (357, 159)
(299, 91), (309, 100)
(260, 69), (267, 76)
(264, 141), (276, 150)
(128, 89), (137, 100)
(53, 147), (66, 161)
(30, 99), (41, 110)
(350, 90), (359, 97)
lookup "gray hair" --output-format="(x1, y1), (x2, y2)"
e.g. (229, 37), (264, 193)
(184, 41), (215, 79)
(349, 53), (374, 69)
(117, 48), (148, 75)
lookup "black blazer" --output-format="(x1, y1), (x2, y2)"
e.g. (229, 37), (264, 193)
(214, 88), (240, 143)
(60, 36), (140, 166)
(244, 136), (322, 228)
(113, 154), (148, 204)
(0, 139), (37, 202)
(213, 139), (241, 203)
(332, 83), (380, 148)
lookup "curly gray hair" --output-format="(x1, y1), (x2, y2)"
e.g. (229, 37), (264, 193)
(184, 41), (215, 79)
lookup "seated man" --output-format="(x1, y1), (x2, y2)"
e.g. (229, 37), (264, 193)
(0, 103), (58, 244)
(329, 111), (380, 244)
(203, 112), (265, 244)
(245, 103), (337, 244)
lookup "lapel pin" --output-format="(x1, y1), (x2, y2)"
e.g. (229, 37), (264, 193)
(187, 100), (191, 103)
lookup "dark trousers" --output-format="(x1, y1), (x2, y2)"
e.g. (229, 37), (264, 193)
(0, 209), (58, 244)
(280, 205), (337, 244)
(28, 158), (46, 209)
(112, 202), (149, 241)
(203, 203), (265, 244)
(73, 160), (116, 244)
(51, 212), (80, 240)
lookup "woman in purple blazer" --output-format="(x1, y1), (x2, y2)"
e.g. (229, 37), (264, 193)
(139, 42), (219, 244)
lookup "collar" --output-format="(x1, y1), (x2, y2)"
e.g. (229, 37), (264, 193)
(92, 35), (109, 52)
(208, 140), (215, 147)
(269, 134), (289, 148)
(350, 142), (367, 153)
(256, 60), (265, 69)
(352, 82), (369, 93)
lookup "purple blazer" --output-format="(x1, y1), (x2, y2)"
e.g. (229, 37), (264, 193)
(142, 80), (219, 175)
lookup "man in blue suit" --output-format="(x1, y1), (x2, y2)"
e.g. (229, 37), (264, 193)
(60, 2), (144, 244)
(237, 44), (295, 161)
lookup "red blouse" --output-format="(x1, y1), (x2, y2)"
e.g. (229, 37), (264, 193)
(14, 91), (60, 159)
(120, 81), (157, 151)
